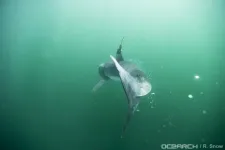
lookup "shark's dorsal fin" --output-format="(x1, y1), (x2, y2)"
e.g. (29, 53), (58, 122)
(116, 37), (124, 62)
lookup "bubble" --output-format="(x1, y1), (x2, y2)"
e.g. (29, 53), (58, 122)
(148, 93), (156, 108)
(188, 94), (193, 99)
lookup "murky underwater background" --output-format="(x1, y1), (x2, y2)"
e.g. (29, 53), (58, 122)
(1, 0), (225, 150)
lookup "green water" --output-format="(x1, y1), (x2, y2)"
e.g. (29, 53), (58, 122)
(1, 0), (225, 150)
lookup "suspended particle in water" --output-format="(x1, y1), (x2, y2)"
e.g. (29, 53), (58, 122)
(202, 110), (207, 114)
(162, 124), (166, 128)
(194, 75), (200, 80)
(151, 92), (155, 95)
(161, 65), (164, 69)
(164, 115), (176, 128)
(145, 139), (150, 144)
(168, 121), (176, 127)
(200, 92), (204, 95)
(157, 129), (161, 133)
(188, 94), (193, 99)
(136, 109), (140, 112)
(201, 138), (206, 143)
(147, 72), (152, 80)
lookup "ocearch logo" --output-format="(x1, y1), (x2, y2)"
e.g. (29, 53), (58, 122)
(161, 144), (199, 149)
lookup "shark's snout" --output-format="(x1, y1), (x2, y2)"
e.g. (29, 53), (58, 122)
(131, 70), (151, 96)
(137, 80), (151, 97)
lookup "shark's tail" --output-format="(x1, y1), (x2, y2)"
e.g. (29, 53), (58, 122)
(121, 108), (132, 138)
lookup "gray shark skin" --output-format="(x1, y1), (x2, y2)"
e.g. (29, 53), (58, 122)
(93, 38), (152, 137)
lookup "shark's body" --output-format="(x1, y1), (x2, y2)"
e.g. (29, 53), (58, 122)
(93, 38), (152, 137)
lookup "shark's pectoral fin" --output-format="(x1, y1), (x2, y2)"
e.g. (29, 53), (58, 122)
(92, 79), (106, 92)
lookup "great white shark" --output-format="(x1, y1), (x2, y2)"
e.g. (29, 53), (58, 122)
(92, 38), (152, 137)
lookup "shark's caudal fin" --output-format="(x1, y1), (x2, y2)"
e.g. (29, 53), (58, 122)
(92, 79), (105, 92)
(116, 37), (124, 62)
(110, 55), (140, 137)
(121, 97), (140, 138)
